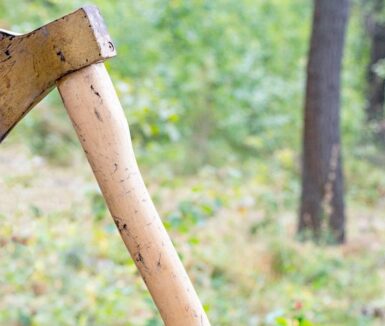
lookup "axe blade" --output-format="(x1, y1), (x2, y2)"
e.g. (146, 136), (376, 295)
(0, 6), (116, 143)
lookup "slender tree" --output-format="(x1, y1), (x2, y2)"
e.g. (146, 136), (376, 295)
(298, 0), (350, 243)
(365, 0), (385, 144)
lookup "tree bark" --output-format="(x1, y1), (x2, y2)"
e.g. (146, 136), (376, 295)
(298, 0), (349, 244)
(366, 0), (385, 144)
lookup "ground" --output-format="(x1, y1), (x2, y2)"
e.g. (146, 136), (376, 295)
(1, 141), (385, 326)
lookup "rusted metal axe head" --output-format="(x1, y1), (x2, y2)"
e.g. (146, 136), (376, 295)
(0, 5), (116, 142)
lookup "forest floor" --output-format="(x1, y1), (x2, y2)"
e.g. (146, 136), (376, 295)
(1, 142), (385, 326)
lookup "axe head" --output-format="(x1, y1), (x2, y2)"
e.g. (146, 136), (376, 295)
(0, 6), (116, 142)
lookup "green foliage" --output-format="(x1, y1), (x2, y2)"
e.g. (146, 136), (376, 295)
(0, 0), (312, 168)
(88, 190), (108, 222)
(275, 316), (313, 326)
(0, 0), (370, 168)
(164, 197), (221, 233)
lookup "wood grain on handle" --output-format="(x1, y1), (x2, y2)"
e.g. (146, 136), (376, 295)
(57, 63), (210, 326)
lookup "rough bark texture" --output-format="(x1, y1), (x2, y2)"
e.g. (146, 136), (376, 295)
(366, 0), (385, 143)
(298, 0), (349, 243)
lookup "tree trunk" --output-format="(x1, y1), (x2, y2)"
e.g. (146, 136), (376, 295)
(366, 0), (385, 144)
(298, 0), (349, 244)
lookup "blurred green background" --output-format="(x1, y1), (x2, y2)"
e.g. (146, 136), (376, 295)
(1, 0), (385, 325)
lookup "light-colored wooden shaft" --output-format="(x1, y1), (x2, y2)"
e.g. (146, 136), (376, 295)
(57, 63), (210, 326)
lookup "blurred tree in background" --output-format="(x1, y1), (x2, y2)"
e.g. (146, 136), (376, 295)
(299, 0), (349, 243)
(364, 0), (385, 145)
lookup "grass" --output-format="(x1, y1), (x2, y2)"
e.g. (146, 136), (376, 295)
(1, 137), (385, 325)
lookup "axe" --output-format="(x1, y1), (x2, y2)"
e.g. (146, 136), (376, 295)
(0, 6), (210, 326)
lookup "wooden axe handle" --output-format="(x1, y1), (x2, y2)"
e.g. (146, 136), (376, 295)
(57, 63), (210, 326)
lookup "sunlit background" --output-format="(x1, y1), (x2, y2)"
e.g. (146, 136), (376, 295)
(1, 0), (385, 325)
